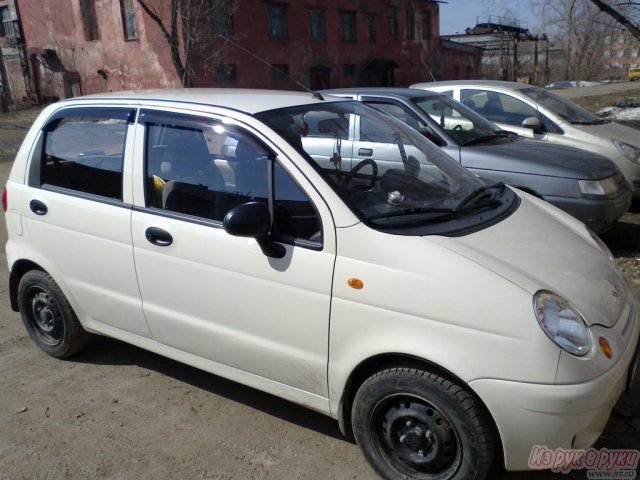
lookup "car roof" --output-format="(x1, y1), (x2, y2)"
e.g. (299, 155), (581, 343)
(412, 80), (536, 91)
(58, 88), (333, 115)
(322, 87), (447, 100)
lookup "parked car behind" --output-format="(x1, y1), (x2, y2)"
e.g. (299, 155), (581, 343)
(4, 89), (639, 480)
(411, 80), (640, 198)
(321, 87), (631, 233)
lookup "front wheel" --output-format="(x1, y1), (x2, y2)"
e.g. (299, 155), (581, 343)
(17, 270), (90, 358)
(352, 367), (496, 480)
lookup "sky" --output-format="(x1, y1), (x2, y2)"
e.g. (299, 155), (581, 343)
(439, 0), (540, 35)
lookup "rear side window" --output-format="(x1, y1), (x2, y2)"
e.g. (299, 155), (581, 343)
(34, 108), (133, 200)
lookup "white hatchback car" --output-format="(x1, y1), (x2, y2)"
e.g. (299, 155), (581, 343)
(3, 89), (639, 480)
(411, 80), (640, 198)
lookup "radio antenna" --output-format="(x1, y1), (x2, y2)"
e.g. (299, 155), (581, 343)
(217, 35), (324, 100)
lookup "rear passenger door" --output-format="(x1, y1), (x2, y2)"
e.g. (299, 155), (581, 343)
(22, 106), (151, 337)
(130, 109), (335, 402)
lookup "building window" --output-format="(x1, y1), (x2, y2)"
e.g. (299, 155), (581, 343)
(387, 7), (398, 38)
(214, 64), (236, 82)
(79, 0), (100, 41)
(308, 9), (325, 42)
(341, 11), (356, 43)
(267, 4), (287, 40)
(367, 14), (375, 44)
(0, 6), (14, 37)
(406, 10), (415, 40)
(211, 3), (234, 37)
(271, 64), (289, 80)
(343, 64), (356, 78)
(119, 0), (138, 40)
(422, 11), (431, 40)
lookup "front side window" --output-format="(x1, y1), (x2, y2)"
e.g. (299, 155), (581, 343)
(367, 101), (427, 132)
(460, 89), (538, 126)
(142, 113), (321, 244)
(37, 108), (132, 200)
(413, 96), (512, 146)
(520, 87), (605, 125)
(267, 5), (286, 40)
(256, 102), (518, 236)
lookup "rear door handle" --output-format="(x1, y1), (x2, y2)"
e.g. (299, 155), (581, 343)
(358, 148), (373, 156)
(145, 227), (173, 247)
(29, 199), (48, 216)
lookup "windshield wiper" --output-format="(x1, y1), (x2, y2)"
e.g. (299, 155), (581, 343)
(455, 182), (505, 213)
(461, 131), (517, 146)
(570, 119), (610, 125)
(365, 206), (454, 222)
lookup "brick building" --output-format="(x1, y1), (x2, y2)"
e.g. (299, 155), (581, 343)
(602, 29), (640, 80)
(0, 0), (29, 109)
(5, 0), (481, 105)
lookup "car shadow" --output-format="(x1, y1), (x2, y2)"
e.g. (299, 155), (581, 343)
(601, 218), (640, 256)
(70, 334), (351, 443)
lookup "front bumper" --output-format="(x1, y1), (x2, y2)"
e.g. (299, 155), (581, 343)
(545, 189), (632, 233)
(470, 312), (640, 471)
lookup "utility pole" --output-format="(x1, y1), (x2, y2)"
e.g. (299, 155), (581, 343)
(534, 36), (539, 85)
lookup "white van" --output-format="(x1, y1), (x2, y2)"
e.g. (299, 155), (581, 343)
(411, 80), (640, 198)
(3, 89), (639, 480)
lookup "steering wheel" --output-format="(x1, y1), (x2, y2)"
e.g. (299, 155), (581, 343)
(343, 159), (378, 189)
(453, 124), (463, 131)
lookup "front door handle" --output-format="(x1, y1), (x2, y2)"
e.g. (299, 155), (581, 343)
(145, 227), (173, 247)
(30, 199), (48, 216)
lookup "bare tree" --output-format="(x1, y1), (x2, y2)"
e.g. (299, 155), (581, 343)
(136, 0), (235, 86)
(538, 0), (613, 80)
(588, 0), (640, 40)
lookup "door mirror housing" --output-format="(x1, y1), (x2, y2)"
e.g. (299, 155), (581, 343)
(223, 202), (286, 258)
(522, 116), (543, 134)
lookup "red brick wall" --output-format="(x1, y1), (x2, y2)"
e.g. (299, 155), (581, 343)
(17, 0), (180, 97)
(17, 0), (447, 96)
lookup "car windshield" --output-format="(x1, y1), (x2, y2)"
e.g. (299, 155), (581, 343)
(520, 87), (606, 125)
(412, 95), (517, 146)
(256, 101), (514, 233)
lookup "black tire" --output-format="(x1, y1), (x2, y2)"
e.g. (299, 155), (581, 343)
(352, 367), (496, 480)
(17, 270), (90, 358)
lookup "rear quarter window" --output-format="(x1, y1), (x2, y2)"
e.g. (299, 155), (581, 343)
(30, 108), (134, 201)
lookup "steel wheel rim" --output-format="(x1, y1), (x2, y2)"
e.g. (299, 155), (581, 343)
(25, 286), (64, 346)
(370, 393), (461, 479)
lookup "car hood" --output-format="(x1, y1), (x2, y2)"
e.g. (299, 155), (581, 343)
(427, 193), (629, 328)
(460, 139), (616, 179)
(571, 121), (640, 148)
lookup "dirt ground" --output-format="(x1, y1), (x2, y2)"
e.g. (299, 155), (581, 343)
(1, 97), (639, 480)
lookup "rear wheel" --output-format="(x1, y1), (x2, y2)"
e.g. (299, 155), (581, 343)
(352, 367), (495, 480)
(18, 270), (90, 358)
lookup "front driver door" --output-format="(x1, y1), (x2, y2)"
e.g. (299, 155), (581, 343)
(130, 109), (335, 403)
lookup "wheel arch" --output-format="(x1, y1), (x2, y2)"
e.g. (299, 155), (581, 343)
(337, 352), (504, 464)
(9, 259), (47, 312)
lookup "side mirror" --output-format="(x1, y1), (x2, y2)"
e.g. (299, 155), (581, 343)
(223, 202), (285, 258)
(522, 116), (543, 134)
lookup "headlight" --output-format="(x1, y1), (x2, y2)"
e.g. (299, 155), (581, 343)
(578, 176), (619, 196)
(533, 291), (591, 356)
(613, 139), (640, 164)
(587, 227), (614, 262)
